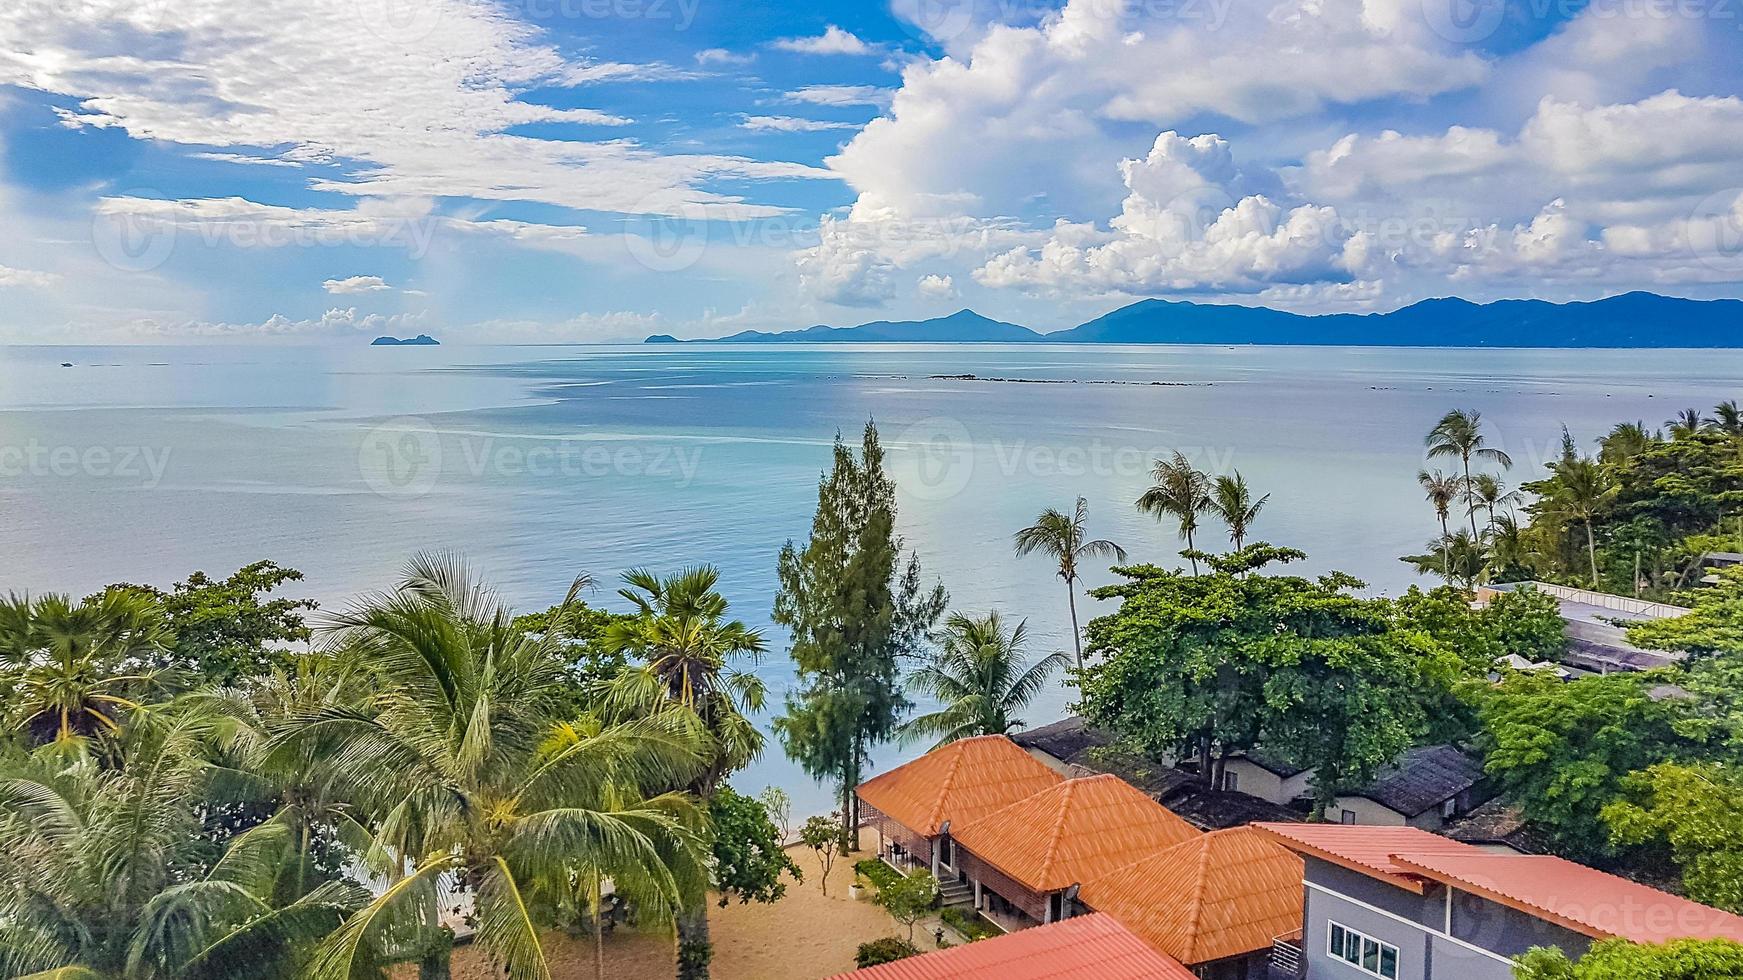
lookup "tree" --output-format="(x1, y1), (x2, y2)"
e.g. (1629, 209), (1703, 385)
(1075, 547), (1434, 809)
(775, 423), (947, 852)
(1208, 472), (1269, 550)
(1402, 529), (1492, 589)
(1516, 938), (1743, 979)
(103, 561), (315, 685)
(758, 785), (793, 842)
(799, 815), (842, 896)
(1427, 409), (1513, 536)
(900, 612), (1067, 749)
(1605, 762), (1743, 913)
(270, 554), (710, 980)
(1629, 565), (1743, 655)
(511, 599), (636, 696)
(598, 565), (769, 979)
(1484, 585), (1568, 664)
(1715, 400), (1743, 437)
(1544, 454), (1613, 589)
(1467, 473), (1523, 532)
(875, 870), (939, 942)
(1418, 469), (1461, 576)
(2, 589), (169, 749)
(1137, 453), (1213, 574)
(1014, 497), (1125, 667)
(1668, 407), (1710, 439)
(708, 787), (803, 907)
(1598, 421), (1661, 466)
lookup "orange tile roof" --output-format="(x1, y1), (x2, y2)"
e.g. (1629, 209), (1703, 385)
(1078, 827), (1305, 966)
(828, 913), (1197, 980)
(1391, 852), (1743, 945)
(856, 735), (1062, 838)
(950, 774), (1203, 892)
(1251, 822), (1477, 894)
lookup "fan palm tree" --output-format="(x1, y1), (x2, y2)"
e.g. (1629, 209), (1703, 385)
(1466, 473), (1523, 531)
(0, 706), (365, 979)
(1417, 469), (1460, 576)
(900, 612), (1067, 749)
(1546, 456), (1612, 589)
(1136, 452), (1213, 574)
(1667, 408), (1709, 439)
(5, 590), (169, 748)
(1014, 498), (1126, 668)
(599, 565), (766, 979)
(269, 554), (710, 980)
(1713, 400), (1743, 436)
(1209, 472), (1270, 551)
(1426, 409), (1513, 536)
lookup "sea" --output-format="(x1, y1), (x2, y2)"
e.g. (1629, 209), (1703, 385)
(3, 342), (1740, 814)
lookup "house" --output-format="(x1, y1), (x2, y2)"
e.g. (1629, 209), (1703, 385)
(856, 734), (1061, 879)
(1325, 745), (1488, 831)
(1441, 801), (1550, 856)
(1011, 716), (1112, 773)
(1476, 581), (1689, 674)
(1219, 750), (1313, 805)
(947, 773), (1201, 927)
(1076, 827), (1305, 980)
(828, 913), (1196, 980)
(1255, 823), (1743, 979)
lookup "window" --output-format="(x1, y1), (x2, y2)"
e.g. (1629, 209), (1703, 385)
(1340, 809), (1358, 825)
(1442, 798), (1458, 818)
(1222, 770), (1239, 792)
(1327, 921), (1399, 979)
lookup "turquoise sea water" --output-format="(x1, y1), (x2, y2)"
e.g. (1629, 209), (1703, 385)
(4, 342), (1742, 813)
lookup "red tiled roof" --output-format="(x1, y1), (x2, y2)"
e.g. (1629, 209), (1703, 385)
(856, 735), (1062, 838)
(1251, 822), (1477, 893)
(950, 774), (1202, 892)
(1078, 827), (1305, 966)
(828, 913), (1197, 980)
(1391, 852), (1743, 945)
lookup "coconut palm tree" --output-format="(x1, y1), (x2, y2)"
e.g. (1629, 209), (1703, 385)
(1403, 529), (1493, 589)
(1426, 409), (1513, 536)
(1546, 456), (1612, 589)
(1666, 408), (1709, 439)
(899, 612), (1067, 749)
(1209, 472), (1270, 551)
(1014, 498), (1127, 668)
(1417, 469), (1459, 548)
(1466, 473), (1523, 531)
(270, 554), (710, 980)
(1713, 400), (1743, 436)
(599, 565), (766, 980)
(1136, 452), (1213, 574)
(1597, 421), (1661, 466)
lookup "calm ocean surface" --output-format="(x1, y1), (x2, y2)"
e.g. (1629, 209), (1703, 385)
(4, 342), (1741, 813)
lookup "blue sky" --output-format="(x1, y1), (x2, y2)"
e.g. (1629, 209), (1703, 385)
(1, 0), (1741, 341)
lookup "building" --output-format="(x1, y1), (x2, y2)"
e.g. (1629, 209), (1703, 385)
(947, 773), (1201, 927)
(1011, 715), (1111, 773)
(828, 913), (1196, 980)
(856, 734), (1062, 879)
(1476, 581), (1689, 674)
(1255, 823), (1743, 979)
(1076, 827), (1305, 980)
(1220, 751), (1313, 805)
(1326, 745), (1489, 831)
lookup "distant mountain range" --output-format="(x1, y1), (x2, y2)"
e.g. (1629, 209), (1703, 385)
(644, 292), (1743, 347)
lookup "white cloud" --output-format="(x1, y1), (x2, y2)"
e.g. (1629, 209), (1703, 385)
(795, 215), (898, 307)
(787, 85), (894, 108)
(695, 48), (754, 66)
(323, 275), (392, 294)
(124, 307), (427, 340)
(0, 264), (60, 288)
(740, 115), (859, 132)
(917, 273), (956, 298)
(772, 26), (874, 56)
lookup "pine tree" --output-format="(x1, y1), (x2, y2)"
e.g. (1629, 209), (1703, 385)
(773, 422), (947, 851)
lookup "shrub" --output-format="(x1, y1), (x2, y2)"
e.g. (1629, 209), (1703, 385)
(940, 906), (1000, 942)
(856, 937), (920, 968)
(854, 858), (901, 890)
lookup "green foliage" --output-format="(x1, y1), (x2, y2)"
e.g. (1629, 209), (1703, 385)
(901, 611), (1067, 748)
(1014, 496), (1126, 664)
(1630, 565), (1743, 655)
(774, 422), (948, 848)
(939, 906), (999, 941)
(1605, 762), (1743, 912)
(855, 937), (920, 968)
(1076, 548), (1439, 812)
(855, 858), (900, 890)
(1515, 938), (1743, 979)
(1485, 585), (1569, 663)
(0, 589), (169, 748)
(510, 598), (636, 701)
(799, 814), (842, 895)
(759, 785), (793, 841)
(874, 870), (939, 941)
(103, 561), (315, 685)
(708, 786), (802, 906)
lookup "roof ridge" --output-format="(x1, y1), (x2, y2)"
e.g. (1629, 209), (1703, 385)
(1178, 833), (1216, 962)
(929, 740), (969, 833)
(1037, 778), (1081, 882)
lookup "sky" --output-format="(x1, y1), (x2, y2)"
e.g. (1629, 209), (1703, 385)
(1, 0), (1742, 342)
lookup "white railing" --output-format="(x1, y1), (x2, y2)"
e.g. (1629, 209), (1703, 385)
(1485, 582), (1688, 619)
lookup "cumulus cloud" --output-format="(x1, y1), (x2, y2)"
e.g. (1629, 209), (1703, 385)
(323, 275), (392, 294)
(772, 26), (874, 55)
(740, 115), (860, 132)
(795, 215), (899, 306)
(917, 273), (957, 298)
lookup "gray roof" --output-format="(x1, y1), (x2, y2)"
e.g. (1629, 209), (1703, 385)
(1010, 716), (1110, 764)
(1442, 801), (1550, 854)
(1344, 745), (1486, 818)
(1239, 748), (1309, 779)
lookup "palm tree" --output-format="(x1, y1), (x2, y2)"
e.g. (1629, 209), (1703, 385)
(1136, 452), (1213, 574)
(1014, 498), (1127, 668)
(1713, 400), (1743, 436)
(5, 590), (169, 748)
(1209, 472), (1270, 551)
(1667, 408), (1708, 439)
(271, 554), (710, 980)
(1597, 421), (1660, 466)
(1403, 529), (1493, 589)
(600, 565), (766, 980)
(1547, 456), (1612, 589)
(1417, 469), (1460, 566)
(1466, 473), (1523, 531)
(1426, 409), (1513, 536)
(900, 612), (1067, 749)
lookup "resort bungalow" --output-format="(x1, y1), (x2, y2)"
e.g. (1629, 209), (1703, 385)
(1325, 745), (1488, 831)
(856, 734), (1061, 880)
(1076, 827), (1305, 980)
(946, 773), (1201, 928)
(1255, 823), (1743, 979)
(829, 913), (1196, 980)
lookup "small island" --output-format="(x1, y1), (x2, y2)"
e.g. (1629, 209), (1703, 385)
(370, 334), (440, 346)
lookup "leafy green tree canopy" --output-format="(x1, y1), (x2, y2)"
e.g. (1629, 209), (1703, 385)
(1515, 938), (1743, 979)
(707, 787), (802, 907)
